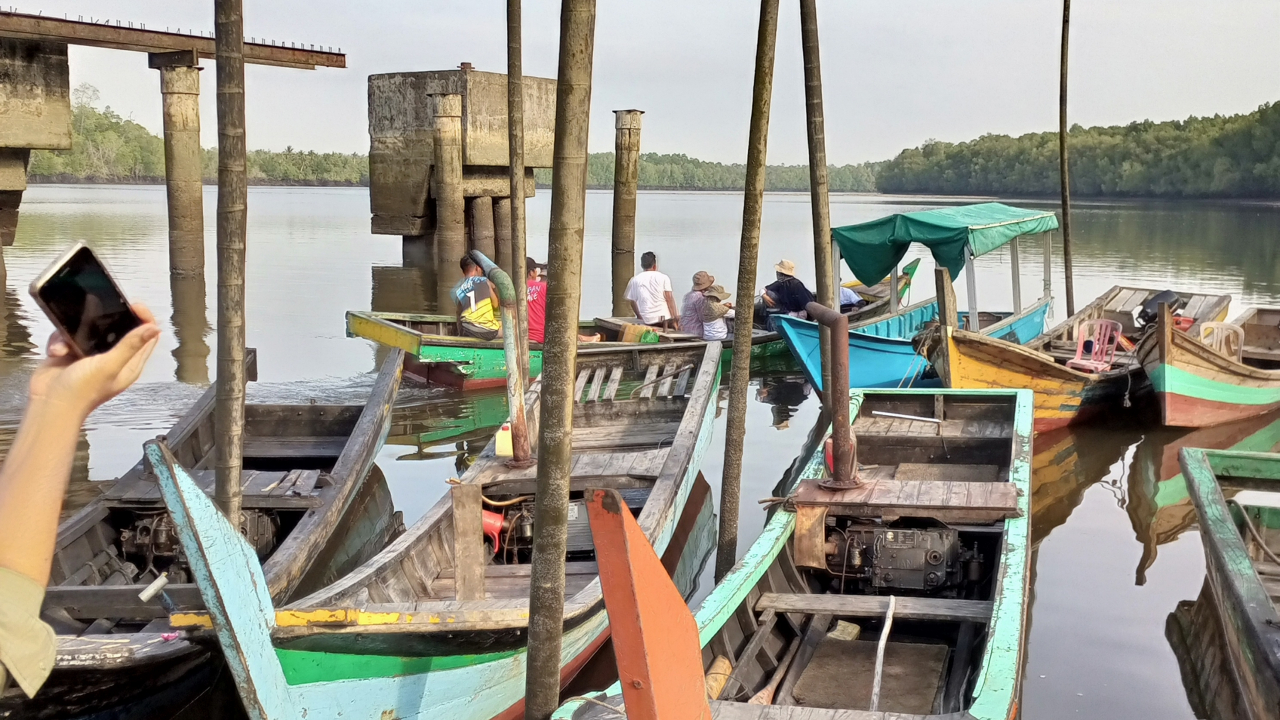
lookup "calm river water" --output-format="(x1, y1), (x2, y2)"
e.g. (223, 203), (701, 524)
(5, 185), (1280, 718)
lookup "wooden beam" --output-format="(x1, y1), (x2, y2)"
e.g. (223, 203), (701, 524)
(756, 593), (993, 623)
(0, 11), (344, 69)
(450, 484), (487, 601)
(44, 584), (206, 619)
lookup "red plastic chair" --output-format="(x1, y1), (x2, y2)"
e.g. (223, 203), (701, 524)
(1065, 319), (1123, 373)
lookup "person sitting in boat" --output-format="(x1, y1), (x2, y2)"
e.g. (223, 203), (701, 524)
(0, 306), (160, 699)
(525, 257), (600, 344)
(755, 259), (815, 329)
(839, 285), (868, 314)
(625, 251), (679, 330)
(680, 271), (714, 338)
(454, 255), (502, 340)
(701, 284), (734, 341)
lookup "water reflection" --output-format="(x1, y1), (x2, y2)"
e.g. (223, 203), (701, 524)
(169, 273), (210, 385)
(755, 375), (814, 431)
(1031, 425), (1138, 547)
(1166, 581), (1245, 720)
(0, 284), (35, 359)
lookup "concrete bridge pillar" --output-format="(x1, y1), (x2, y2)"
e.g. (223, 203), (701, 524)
(611, 109), (643, 316)
(151, 51), (205, 278)
(431, 94), (465, 314)
(468, 195), (496, 260)
(493, 197), (513, 277)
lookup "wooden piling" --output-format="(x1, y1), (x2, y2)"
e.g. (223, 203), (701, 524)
(717, 0), (779, 583)
(507, 0), (531, 381)
(799, 0), (836, 403)
(611, 109), (642, 316)
(468, 195), (496, 258)
(1059, 0), (1076, 317)
(494, 196), (514, 276)
(524, 1), (596, 717)
(432, 94), (466, 315)
(213, 0), (247, 522)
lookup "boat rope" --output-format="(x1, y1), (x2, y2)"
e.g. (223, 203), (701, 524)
(1123, 370), (1132, 408)
(869, 595), (897, 712)
(1228, 499), (1280, 567)
(562, 696), (626, 716)
(628, 363), (697, 399)
(897, 350), (925, 389)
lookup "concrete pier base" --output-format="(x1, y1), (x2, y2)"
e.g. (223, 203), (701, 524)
(432, 95), (466, 314)
(0, 149), (30, 249)
(494, 197), (514, 275)
(153, 54), (205, 278)
(468, 195), (496, 259)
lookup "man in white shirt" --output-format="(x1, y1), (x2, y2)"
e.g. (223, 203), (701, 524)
(625, 251), (679, 329)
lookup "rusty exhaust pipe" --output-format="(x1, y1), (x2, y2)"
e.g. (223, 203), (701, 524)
(806, 301), (858, 488)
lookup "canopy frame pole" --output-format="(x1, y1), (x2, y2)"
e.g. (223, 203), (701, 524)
(965, 247), (979, 331)
(1009, 235), (1022, 314)
(889, 264), (900, 315)
(1043, 231), (1054, 317)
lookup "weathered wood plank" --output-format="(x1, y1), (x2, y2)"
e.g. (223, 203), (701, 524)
(587, 366), (606, 403)
(603, 366), (624, 401)
(657, 360), (679, 397)
(756, 593), (993, 623)
(640, 362), (660, 399)
(450, 485), (486, 601)
(574, 369), (590, 403)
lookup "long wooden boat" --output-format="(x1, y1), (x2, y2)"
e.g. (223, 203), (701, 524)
(1126, 410), (1280, 586)
(152, 341), (723, 720)
(1166, 579), (1250, 720)
(1139, 304), (1280, 428)
(557, 386), (1033, 719)
(931, 285), (1231, 432)
(0, 348), (404, 717)
(1179, 447), (1280, 719)
(777, 298), (1051, 391)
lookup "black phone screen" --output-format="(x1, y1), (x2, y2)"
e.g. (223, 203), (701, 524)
(37, 247), (141, 356)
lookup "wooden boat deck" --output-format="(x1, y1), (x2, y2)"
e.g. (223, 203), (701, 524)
(1236, 307), (1280, 364)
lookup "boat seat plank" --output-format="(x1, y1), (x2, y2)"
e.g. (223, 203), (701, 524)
(44, 584), (207, 619)
(640, 363), (659, 399)
(756, 593), (993, 623)
(242, 437), (347, 458)
(570, 423), (681, 450)
(603, 366), (624, 401)
(587, 366), (606, 403)
(675, 366), (692, 397)
(895, 464), (999, 483)
(104, 470), (322, 508)
(1119, 289), (1150, 313)
(791, 478), (1019, 523)
(574, 369), (591, 402)
(1182, 296), (1207, 321)
(1105, 289), (1140, 313)
(658, 360), (678, 397)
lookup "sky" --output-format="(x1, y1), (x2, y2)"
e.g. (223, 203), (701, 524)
(27, 0), (1280, 165)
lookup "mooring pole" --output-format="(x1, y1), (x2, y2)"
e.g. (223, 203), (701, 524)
(524, 3), (596, 716)
(716, 0), (779, 583)
(611, 109), (642, 317)
(1059, 0), (1076, 317)
(507, 0), (531, 380)
(799, 0), (836, 405)
(213, 0), (247, 522)
(433, 94), (466, 315)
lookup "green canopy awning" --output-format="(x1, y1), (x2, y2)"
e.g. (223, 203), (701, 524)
(833, 202), (1059, 286)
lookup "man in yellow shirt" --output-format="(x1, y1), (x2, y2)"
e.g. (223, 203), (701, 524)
(453, 255), (503, 340)
(0, 307), (160, 698)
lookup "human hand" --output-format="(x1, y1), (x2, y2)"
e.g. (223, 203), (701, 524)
(29, 304), (161, 421)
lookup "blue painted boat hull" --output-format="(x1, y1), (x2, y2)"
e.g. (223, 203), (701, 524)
(777, 300), (1050, 391)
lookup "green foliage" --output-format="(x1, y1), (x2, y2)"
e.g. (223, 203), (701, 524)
(536, 153), (881, 192)
(31, 84), (368, 186)
(877, 103), (1280, 198)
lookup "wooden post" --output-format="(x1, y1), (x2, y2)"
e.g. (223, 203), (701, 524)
(1009, 236), (1022, 314)
(494, 197), (514, 276)
(450, 484), (486, 601)
(964, 249), (979, 331)
(508, 0), (531, 380)
(717, 0), (779, 583)
(432, 94), (466, 316)
(468, 195), (496, 258)
(1059, 0), (1076, 317)
(1044, 231), (1054, 312)
(934, 267), (958, 387)
(214, 0), (247, 522)
(889, 264), (900, 314)
(799, 0), (836, 403)
(151, 51), (204, 280)
(524, 1), (596, 717)
(611, 109), (643, 317)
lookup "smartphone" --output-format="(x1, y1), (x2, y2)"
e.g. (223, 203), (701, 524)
(29, 243), (142, 357)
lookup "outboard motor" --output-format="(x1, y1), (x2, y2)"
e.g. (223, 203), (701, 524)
(1137, 290), (1183, 328)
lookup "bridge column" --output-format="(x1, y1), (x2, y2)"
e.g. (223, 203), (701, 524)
(431, 94), (466, 314)
(151, 50), (205, 279)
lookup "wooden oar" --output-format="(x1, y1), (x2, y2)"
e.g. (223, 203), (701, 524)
(748, 637), (801, 705)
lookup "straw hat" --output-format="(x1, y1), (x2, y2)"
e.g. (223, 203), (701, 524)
(705, 284), (731, 302)
(691, 271), (714, 291)
(774, 259), (796, 276)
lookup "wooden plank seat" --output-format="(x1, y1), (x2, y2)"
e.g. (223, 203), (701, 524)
(103, 469), (323, 508)
(791, 478), (1020, 524)
(44, 584), (207, 620)
(756, 593), (994, 624)
(430, 561), (601, 600)
(242, 436), (348, 458)
(853, 417), (1013, 439)
(471, 447), (671, 488)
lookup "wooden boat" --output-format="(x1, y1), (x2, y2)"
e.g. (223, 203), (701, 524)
(1166, 580), (1250, 720)
(776, 300), (1050, 391)
(1139, 304), (1280, 427)
(0, 348), (404, 717)
(557, 386), (1033, 719)
(931, 284), (1231, 432)
(152, 341), (722, 720)
(1179, 447), (1280, 719)
(1126, 410), (1280, 586)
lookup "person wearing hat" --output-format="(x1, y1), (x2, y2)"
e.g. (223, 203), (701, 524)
(700, 284), (734, 341)
(757, 258), (816, 329)
(680, 271), (714, 339)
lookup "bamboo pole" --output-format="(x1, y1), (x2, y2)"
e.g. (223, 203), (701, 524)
(800, 0), (836, 404)
(508, 0), (530, 381)
(1059, 0), (1076, 317)
(213, 0), (247, 521)
(524, 1), (596, 717)
(716, 0), (779, 583)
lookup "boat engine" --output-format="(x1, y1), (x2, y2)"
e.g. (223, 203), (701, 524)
(487, 498), (595, 562)
(822, 524), (982, 595)
(119, 510), (279, 579)
(1136, 290), (1184, 328)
